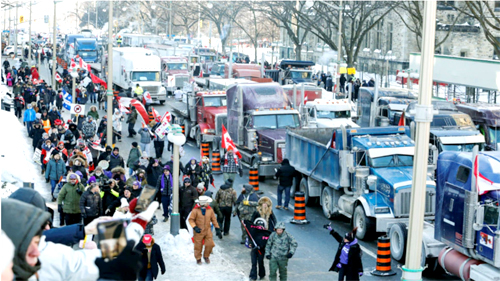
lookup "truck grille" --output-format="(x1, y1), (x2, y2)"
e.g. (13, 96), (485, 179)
(175, 76), (189, 87)
(143, 86), (159, 94)
(394, 189), (435, 217)
(215, 114), (227, 136)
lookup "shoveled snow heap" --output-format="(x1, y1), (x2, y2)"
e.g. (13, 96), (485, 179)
(0, 110), (50, 200)
(154, 227), (247, 281)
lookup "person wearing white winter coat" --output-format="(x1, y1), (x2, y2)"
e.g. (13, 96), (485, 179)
(112, 109), (124, 142)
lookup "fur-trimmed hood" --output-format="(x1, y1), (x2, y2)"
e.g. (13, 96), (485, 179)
(111, 166), (126, 175)
(69, 155), (88, 167)
(257, 196), (273, 216)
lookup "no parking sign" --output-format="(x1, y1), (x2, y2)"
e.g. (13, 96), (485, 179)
(70, 104), (85, 115)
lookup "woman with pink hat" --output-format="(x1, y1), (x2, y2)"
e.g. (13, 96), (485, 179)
(136, 234), (165, 281)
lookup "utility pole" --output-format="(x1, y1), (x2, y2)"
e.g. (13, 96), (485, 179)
(14, 2), (18, 57)
(335, 0), (343, 95)
(168, 1), (172, 39)
(52, 1), (57, 89)
(106, 0), (113, 147)
(402, 2), (437, 281)
(28, 1), (32, 64)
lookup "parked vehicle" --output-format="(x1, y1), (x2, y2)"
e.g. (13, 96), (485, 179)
(121, 34), (162, 47)
(64, 34), (84, 61)
(75, 38), (99, 63)
(286, 126), (437, 241)
(226, 83), (301, 178)
(112, 47), (166, 104)
(303, 99), (359, 128)
(266, 60), (315, 85)
(455, 103), (500, 151)
(160, 56), (189, 95)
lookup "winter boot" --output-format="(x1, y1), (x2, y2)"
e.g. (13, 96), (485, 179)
(204, 257), (210, 264)
(196, 259), (202, 265)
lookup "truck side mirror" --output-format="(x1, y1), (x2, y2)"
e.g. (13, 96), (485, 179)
(473, 205), (484, 231)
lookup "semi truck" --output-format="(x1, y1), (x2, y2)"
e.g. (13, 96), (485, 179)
(286, 126), (438, 241)
(266, 60), (315, 85)
(433, 149), (500, 280)
(112, 47), (166, 104)
(227, 83), (301, 178)
(303, 99), (359, 128)
(160, 56), (189, 95)
(74, 38), (99, 63)
(393, 101), (485, 153)
(455, 103), (500, 151)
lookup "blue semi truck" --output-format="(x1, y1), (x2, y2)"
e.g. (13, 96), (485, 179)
(286, 126), (438, 240)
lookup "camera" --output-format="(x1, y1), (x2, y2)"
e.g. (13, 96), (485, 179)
(323, 222), (331, 230)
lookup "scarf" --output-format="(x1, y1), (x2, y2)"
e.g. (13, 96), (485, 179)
(224, 152), (238, 166)
(161, 174), (173, 193)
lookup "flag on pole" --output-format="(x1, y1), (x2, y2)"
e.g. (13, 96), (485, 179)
(118, 100), (130, 114)
(55, 72), (63, 83)
(161, 111), (172, 123)
(221, 125), (242, 158)
(90, 72), (107, 89)
(130, 99), (149, 123)
(79, 58), (90, 72)
(151, 106), (160, 122)
(326, 130), (336, 149)
(398, 111), (406, 126)
(63, 89), (73, 110)
(69, 59), (76, 72)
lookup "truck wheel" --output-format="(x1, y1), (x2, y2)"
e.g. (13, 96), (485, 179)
(353, 205), (374, 240)
(321, 187), (333, 219)
(160, 100), (165, 105)
(299, 178), (312, 206)
(183, 120), (190, 138)
(389, 222), (408, 262)
(195, 129), (201, 148)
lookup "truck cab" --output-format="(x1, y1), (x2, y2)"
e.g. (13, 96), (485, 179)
(456, 103), (500, 151)
(227, 83), (301, 177)
(303, 99), (359, 128)
(191, 91), (228, 147)
(224, 63), (262, 80)
(161, 56), (189, 95)
(64, 34), (84, 61)
(75, 38), (99, 63)
(276, 60), (315, 85)
(394, 101), (486, 153)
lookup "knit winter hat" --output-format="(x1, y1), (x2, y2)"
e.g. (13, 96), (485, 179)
(69, 173), (78, 180)
(113, 147), (119, 151)
(163, 165), (171, 171)
(132, 142), (138, 147)
(243, 184), (253, 193)
(133, 181), (141, 188)
(88, 176), (97, 184)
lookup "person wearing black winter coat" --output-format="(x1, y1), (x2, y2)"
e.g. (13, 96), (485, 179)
(147, 159), (164, 202)
(79, 184), (102, 225)
(328, 227), (364, 281)
(136, 236), (166, 281)
(68, 123), (81, 142)
(30, 123), (45, 150)
(275, 158), (298, 210)
(98, 146), (112, 164)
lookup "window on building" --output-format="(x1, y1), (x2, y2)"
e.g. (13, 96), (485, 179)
(460, 51), (467, 57)
(375, 20), (384, 50)
(387, 23), (393, 52)
(495, 1), (500, 11)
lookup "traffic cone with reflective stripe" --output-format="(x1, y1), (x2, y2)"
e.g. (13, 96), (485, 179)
(371, 236), (396, 276)
(290, 191), (309, 224)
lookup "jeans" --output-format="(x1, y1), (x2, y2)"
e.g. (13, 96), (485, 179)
(26, 121), (33, 134)
(50, 179), (58, 194)
(139, 143), (150, 156)
(161, 194), (170, 218)
(250, 248), (266, 280)
(138, 269), (153, 281)
(128, 122), (136, 136)
(129, 168), (135, 177)
(154, 141), (164, 159)
(269, 258), (288, 281)
(277, 185), (291, 208)
(88, 91), (96, 103)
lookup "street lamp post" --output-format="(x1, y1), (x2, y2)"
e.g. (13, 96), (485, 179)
(106, 0), (113, 147)
(14, 2), (18, 58)
(335, 0), (343, 95)
(28, 1), (32, 64)
(70, 67), (78, 118)
(402, 2), (437, 281)
(168, 125), (186, 235)
(52, 1), (58, 89)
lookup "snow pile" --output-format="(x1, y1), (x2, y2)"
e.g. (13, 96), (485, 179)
(156, 229), (247, 281)
(0, 110), (50, 200)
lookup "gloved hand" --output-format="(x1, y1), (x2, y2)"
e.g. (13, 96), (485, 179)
(161, 269), (166, 275)
(95, 241), (142, 280)
(194, 226), (201, 233)
(266, 255), (271, 260)
(76, 189), (83, 195)
(287, 253), (293, 259)
(105, 209), (111, 215)
(215, 228), (222, 239)
(327, 226), (332, 231)
(243, 200), (249, 206)
(45, 178), (50, 183)
(58, 204), (63, 213)
(359, 272), (363, 277)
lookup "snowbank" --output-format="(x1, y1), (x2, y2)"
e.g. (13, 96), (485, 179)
(155, 227), (247, 281)
(0, 110), (50, 200)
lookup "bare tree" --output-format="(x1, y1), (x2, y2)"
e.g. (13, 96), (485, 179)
(394, 1), (463, 51)
(170, 1), (199, 39)
(260, 1), (311, 61)
(297, 1), (398, 66)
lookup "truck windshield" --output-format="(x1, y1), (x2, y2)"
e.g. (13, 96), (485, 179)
(487, 126), (500, 145)
(132, 72), (160, 82)
(203, 96), (226, 107)
(200, 55), (216, 62)
(369, 155), (414, 168)
(439, 143), (484, 152)
(290, 71), (311, 79)
(167, 63), (187, 70)
(253, 114), (300, 129)
(317, 110), (351, 119)
(78, 51), (97, 57)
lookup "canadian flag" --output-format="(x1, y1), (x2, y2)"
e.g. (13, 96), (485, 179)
(69, 59), (77, 72)
(151, 106), (161, 122)
(116, 98), (130, 114)
(143, 91), (153, 105)
(161, 111), (172, 123)
(221, 125), (242, 158)
(474, 154), (500, 195)
(79, 59), (90, 72)
(130, 99), (149, 123)
(55, 72), (63, 83)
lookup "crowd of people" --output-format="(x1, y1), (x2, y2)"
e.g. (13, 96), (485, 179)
(1, 54), (366, 281)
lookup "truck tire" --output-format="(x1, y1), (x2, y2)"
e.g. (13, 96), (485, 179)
(299, 178), (312, 206)
(352, 205), (374, 240)
(160, 100), (165, 105)
(321, 187), (334, 219)
(195, 129), (201, 148)
(183, 120), (190, 138)
(389, 222), (408, 262)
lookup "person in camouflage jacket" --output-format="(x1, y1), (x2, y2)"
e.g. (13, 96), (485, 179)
(236, 184), (259, 243)
(265, 222), (298, 281)
(200, 156), (214, 189)
(215, 183), (238, 235)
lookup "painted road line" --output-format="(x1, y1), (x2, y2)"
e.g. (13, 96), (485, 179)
(268, 192), (295, 211)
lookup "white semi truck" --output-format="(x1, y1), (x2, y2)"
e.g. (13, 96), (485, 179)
(112, 47), (166, 104)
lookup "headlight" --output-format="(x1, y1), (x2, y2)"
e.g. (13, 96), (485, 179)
(261, 156), (272, 162)
(203, 129), (215, 134)
(374, 207), (390, 214)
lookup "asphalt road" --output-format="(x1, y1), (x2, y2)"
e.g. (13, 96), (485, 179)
(23, 56), (458, 281)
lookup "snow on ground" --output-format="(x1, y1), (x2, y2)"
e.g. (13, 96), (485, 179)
(0, 109), (51, 201)
(153, 215), (248, 281)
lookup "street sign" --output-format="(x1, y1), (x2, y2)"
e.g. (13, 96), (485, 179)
(2, 30), (10, 33)
(20, 16), (24, 23)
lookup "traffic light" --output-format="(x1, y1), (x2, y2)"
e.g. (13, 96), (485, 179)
(20, 16), (24, 23)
